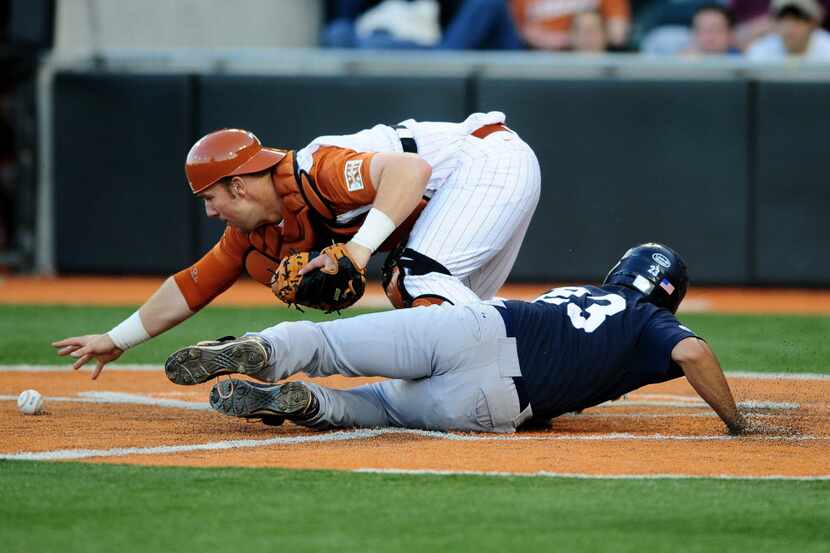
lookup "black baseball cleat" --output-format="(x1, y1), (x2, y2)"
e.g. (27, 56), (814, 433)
(209, 380), (319, 423)
(164, 335), (271, 385)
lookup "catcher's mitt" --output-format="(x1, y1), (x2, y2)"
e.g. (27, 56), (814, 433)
(272, 243), (366, 312)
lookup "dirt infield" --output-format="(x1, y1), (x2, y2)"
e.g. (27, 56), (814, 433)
(2, 369), (828, 477)
(2, 276), (829, 478)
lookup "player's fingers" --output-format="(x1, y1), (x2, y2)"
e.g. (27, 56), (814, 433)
(299, 255), (327, 275)
(91, 360), (106, 380)
(321, 255), (338, 275)
(57, 345), (81, 356)
(70, 344), (90, 358)
(52, 337), (82, 347)
(72, 353), (92, 371)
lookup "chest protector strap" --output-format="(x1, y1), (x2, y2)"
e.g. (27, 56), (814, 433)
(267, 150), (430, 261)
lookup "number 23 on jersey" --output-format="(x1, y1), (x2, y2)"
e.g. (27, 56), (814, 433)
(534, 287), (626, 333)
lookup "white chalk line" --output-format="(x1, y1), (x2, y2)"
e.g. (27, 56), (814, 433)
(2, 365), (830, 381)
(0, 392), (211, 411)
(0, 393), (786, 422)
(353, 468), (830, 481)
(0, 429), (385, 461)
(389, 428), (828, 443)
(727, 371), (830, 381)
(0, 391), (801, 413)
(562, 412), (777, 419)
(2, 427), (827, 462)
(0, 394), (781, 419)
(2, 368), (826, 471)
(595, 399), (800, 410)
(619, 394), (801, 409)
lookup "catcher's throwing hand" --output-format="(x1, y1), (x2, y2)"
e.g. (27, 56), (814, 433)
(273, 242), (368, 312)
(52, 334), (124, 379)
(299, 241), (371, 276)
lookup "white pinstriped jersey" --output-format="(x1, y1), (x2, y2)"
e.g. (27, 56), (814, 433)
(296, 111), (508, 199)
(298, 111), (542, 305)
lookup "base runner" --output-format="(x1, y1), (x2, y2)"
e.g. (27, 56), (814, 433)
(165, 243), (748, 435)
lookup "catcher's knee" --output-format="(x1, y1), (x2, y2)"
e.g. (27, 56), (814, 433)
(381, 247), (452, 309)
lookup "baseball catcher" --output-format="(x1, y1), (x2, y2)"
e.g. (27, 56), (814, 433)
(53, 112), (541, 380)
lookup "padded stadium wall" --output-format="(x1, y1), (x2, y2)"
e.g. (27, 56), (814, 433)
(40, 52), (830, 285)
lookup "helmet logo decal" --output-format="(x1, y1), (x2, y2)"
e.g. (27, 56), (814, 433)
(603, 243), (687, 314)
(652, 253), (671, 268)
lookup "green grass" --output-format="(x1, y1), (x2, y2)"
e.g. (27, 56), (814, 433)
(0, 304), (379, 365)
(680, 313), (830, 374)
(1, 305), (828, 373)
(2, 305), (829, 552)
(1, 461), (828, 553)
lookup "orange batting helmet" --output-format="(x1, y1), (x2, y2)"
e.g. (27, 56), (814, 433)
(185, 129), (286, 194)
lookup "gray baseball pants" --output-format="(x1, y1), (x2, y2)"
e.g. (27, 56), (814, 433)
(252, 303), (533, 433)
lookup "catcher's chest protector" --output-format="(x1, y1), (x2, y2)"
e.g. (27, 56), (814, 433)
(244, 150), (430, 287)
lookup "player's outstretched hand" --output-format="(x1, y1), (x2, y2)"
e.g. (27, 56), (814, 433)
(727, 412), (774, 436)
(52, 334), (124, 379)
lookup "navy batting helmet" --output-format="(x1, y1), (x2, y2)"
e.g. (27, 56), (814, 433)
(603, 243), (688, 313)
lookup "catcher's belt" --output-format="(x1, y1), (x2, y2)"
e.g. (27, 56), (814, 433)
(393, 123), (511, 154)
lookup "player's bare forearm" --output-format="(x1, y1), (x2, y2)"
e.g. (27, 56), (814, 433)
(338, 152), (431, 268)
(368, 152), (431, 226)
(139, 276), (195, 336)
(52, 276), (195, 378)
(673, 337), (745, 434)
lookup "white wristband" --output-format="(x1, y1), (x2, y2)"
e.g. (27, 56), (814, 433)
(351, 207), (397, 253)
(107, 311), (151, 351)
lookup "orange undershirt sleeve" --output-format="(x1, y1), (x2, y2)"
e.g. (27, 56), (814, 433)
(173, 226), (248, 312)
(311, 147), (378, 210)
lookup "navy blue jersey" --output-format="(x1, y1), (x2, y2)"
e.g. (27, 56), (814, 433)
(496, 284), (697, 419)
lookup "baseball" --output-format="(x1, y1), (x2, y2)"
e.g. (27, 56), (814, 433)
(17, 389), (45, 415)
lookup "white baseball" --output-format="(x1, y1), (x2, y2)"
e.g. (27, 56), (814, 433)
(17, 389), (45, 415)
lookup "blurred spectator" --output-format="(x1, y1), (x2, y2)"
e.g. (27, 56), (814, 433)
(730, 0), (830, 49)
(682, 3), (741, 54)
(511, 0), (631, 51)
(323, 0), (523, 49)
(636, 0), (730, 56)
(437, 0), (523, 48)
(571, 11), (609, 51)
(639, 25), (692, 55)
(746, 0), (830, 59)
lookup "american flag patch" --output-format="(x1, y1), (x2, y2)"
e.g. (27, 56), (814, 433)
(659, 278), (675, 294)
